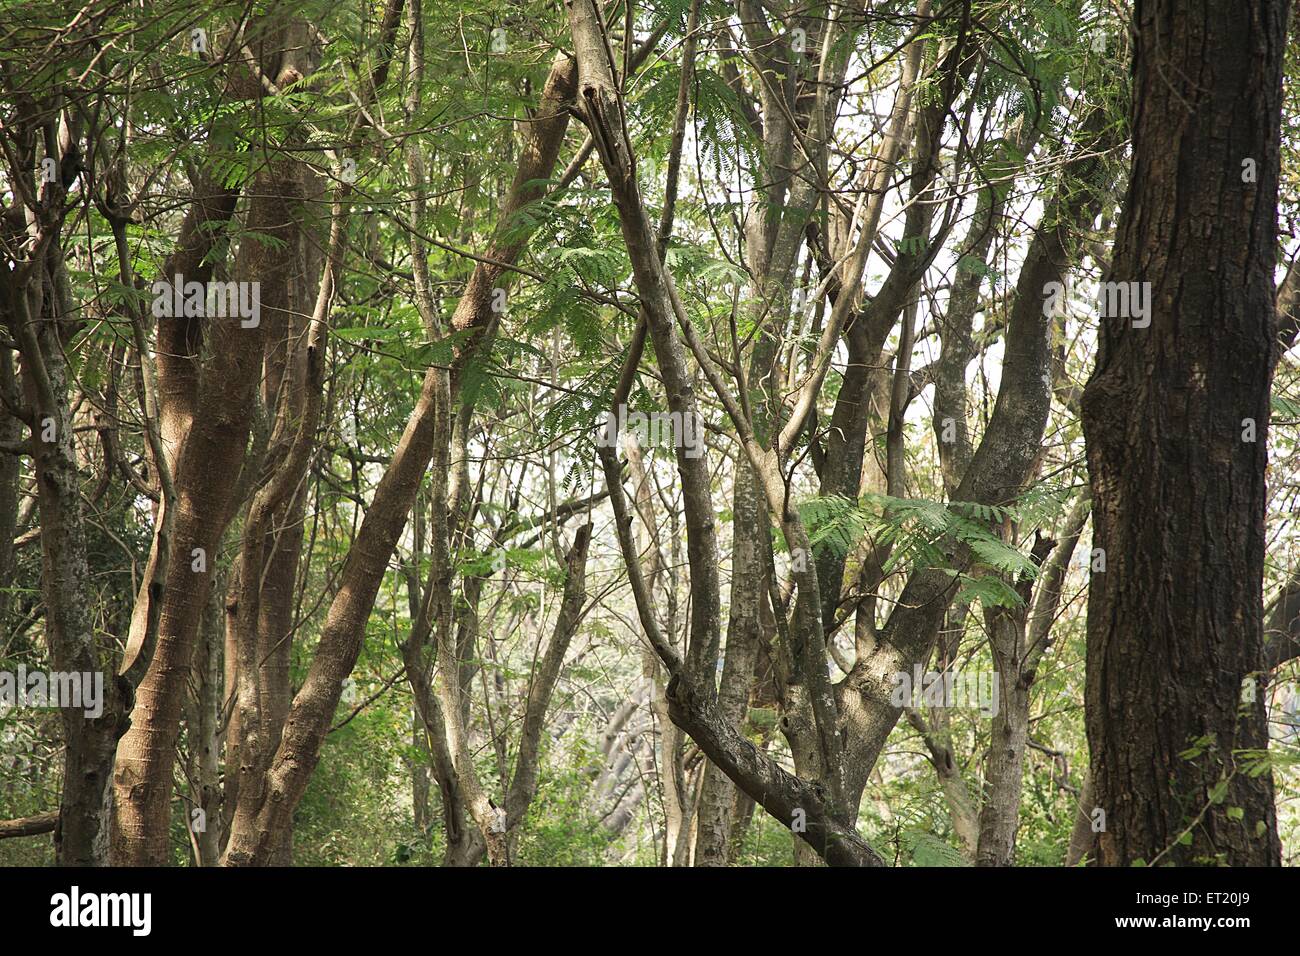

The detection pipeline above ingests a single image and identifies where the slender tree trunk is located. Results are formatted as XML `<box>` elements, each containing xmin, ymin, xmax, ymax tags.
<box><xmin>975</xmin><ymin>612</ymin><xmax>1031</xmax><ymax>867</ymax></box>
<box><xmin>695</xmin><ymin>472</ymin><xmax>765</xmax><ymax>865</ymax></box>
<box><xmin>836</xmin><ymin>109</ymin><xmax>1117</xmax><ymax>820</ymax></box>
<box><xmin>113</xmin><ymin>160</ymin><xmax>287</xmax><ymax>865</ymax></box>
<box><xmin>3</xmin><ymin>252</ymin><xmax>125</xmax><ymax>865</ymax></box>
<box><xmin>0</xmin><ymin>358</ymin><xmax>22</xmax><ymax>627</ymax></box>
<box><xmin>906</xmin><ymin>705</ymin><xmax>979</xmax><ymax>859</ymax></box>
<box><xmin>186</xmin><ymin>570</ymin><xmax>225</xmax><ymax>865</ymax></box>
<box><xmin>220</xmin><ymin>49</ymin><xmax>581</xmax><ymax>865</ymax></box>
<box><xmin>1065</xmin><ymin>770</ymin><xmax>1098</xmax><ymax>866</ymax></box>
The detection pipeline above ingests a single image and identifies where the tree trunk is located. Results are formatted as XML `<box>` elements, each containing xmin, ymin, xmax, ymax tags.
<box><xmin>1080</xmin><ymin>0</ymin><xmax>1287</xmax><ymax>866</ymax></box>
<box><xmin>5</xmin><ymin>261</ymin><xmax>125</xmax><ymax>866</ymax></box>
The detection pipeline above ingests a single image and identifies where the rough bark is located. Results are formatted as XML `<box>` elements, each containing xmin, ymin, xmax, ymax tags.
<box><xmin>1</xmin><ymin>227</ymin><xmax>125</xmax><ymax>865</ymax></box>
<box><xmin>1080</xmin><ymin>0</ymin><xmax>1287</xmax><ymax>867</ymax></box>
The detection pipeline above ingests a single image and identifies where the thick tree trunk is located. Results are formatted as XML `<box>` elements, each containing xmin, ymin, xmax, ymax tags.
<box><xmin>1080</xmin><ymin>0</ymin><xmax>1287</xmax><ymax>867</ymax></box>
